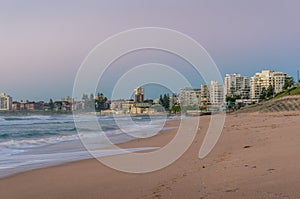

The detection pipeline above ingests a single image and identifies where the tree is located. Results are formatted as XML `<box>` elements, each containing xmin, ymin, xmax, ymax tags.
<box><xmin>226</xmin><ymin>96</ymin><xmax>236</xmax><ymax>103</ymax></box>
<box><xmin>284</xmin><ymin>77</ymin><xmax>294</xmax><ymax>90</ymax></box>
<box><xmin>159</xmin><ymin>93</ymin><xmax>170</xmax><ymax>110</ymax></box>
<box><xmin>163</xmin><ymin>94</ymin><xmax>170</xmax><ymax>110</ymax></box>
<box><xmin>171</xmin><ymin>104</ymin><xmax>181</xmax><ymax>113</ymax></box>
<box><xmin>260</xmin><ymin>87</ymin><xmax>267</xmax><ymax>100</ymax></box>
<box><xmin>49</xmin><ymin>99</ymin><xmax>54</xmax><ymax>111</ymax></box>
<box><xmin>95</xmin><ymin>93</ymin><xmax>108</xmax><ymax>112</ymax></box>
<box><xmin>266</xmin><ymin>85</ymin><xmax>274</xmax><ymax>98</ymax></box>
<box><xmin>159</xmin><ymin>95</ymin><xmax>163</xmax><ymax>105</ymax></box>
<box><xmin>55</xmin><ymin>101</ymin><xmax>62</xmax><ymax>111</ymax></box>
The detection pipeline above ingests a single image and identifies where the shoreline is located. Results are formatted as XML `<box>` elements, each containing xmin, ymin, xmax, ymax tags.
<box><xmin>0</xmin><ymin>116</ymin><xmax>182</xmax><ymax>179</ymax></box>
<box><xmin>0</xmin><ymin>110</ymin><xmax>210</xmax><ymax>117</ymax></box>
<box><xmin>0</xmin><ymin>110</ymin><xmax>73</xmax><ymax>116</ymax></box>
<box><xmin>1</xmin><ymin>113</ymin><xmax>300</xmax><ymax>198</ymax></box>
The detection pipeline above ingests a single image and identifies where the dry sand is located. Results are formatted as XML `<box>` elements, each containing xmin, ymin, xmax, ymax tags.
<box><xmin>0</xmin><ymin>113</ymin><xmax>299</xmax><ymax>199</ymax></box>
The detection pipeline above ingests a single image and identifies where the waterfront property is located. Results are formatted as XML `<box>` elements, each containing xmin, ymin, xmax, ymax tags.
<box><xmin>134</xmin><ymin>87</ymin><xmax>144</xmax><ymax>103</ymax></box>
<box><xmin>224</xmin><ymin>73</ymin><xmax>250</xmax><ymax>99</ymax></box>
<box><xmin>0</xmin><ymin>69</ymin><xmax>295</xmax><ymax>114</ymax></box>
<box><xmin>178</xmin><ymin>88</ymin><xmax>200</xmax><ymax>107</ymax></box>
<box><xmin>250</xmin><ymin>70</ymin><xmax>291</xmax><ymax>100</ymax></box>
<box><xmin>210</xmin><ymin>81</ymin><xmax>225</xmax><ymax>105</ymax></box>
<box><xmin>0</xmin><ymin>93</ymin><xmax>12</xmax><ymax>111</ymax></box>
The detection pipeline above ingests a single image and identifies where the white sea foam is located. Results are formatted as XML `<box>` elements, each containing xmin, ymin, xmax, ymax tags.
<box><xmin>0</xmin><ymin>134</ymin><xmax>80</xmax><ymax>149</ymax></box>
<box><xmin>0</xmin><ymin>147</ymin><xmax>160</xmax><ymax>178</ymax></box>
<box><xmin>0</xmin><ymin>115</ymin><xmax>172</xmax><ymax>178</ymax></box>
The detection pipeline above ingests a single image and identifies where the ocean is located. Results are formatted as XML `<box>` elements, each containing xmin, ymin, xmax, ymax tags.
<box><xmin>0</xmin><ymin>115</ymin><xmax>179</xmax><ymax>178</ymax></box>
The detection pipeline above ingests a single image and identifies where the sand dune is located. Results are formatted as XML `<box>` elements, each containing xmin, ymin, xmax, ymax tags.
<box><xmin>238</xmin><ymin>95</ymin><xmax>300</xmax><ymax>113</ymax></box>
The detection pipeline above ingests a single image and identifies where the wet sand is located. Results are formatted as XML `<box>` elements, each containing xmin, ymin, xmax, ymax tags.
<box><xmin>0</xmin><ymin>113</ymin><xmax>299</xmax><ymax>199</ymax></box>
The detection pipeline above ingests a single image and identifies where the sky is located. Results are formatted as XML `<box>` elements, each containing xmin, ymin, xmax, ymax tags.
<box><xmin>1</xmin><ymin>0</ymin><xmax>300</xmax><ymax>101</ymax></box>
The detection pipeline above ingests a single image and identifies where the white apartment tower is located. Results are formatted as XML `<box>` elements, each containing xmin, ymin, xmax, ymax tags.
<box><xmin>250</xmin><ymin>70</ymin><xmax>290</xmax><ymax>99</ymax></box>
<box><xmin>179</xmin><ymin>88</ymin><xmax>200</xmax><ymax>107</ymax></box>
<box><xmin>273</xmin><ymin>72</ymin><xmax>289</xmax><ymax>93</ymax></box>
<box><xmin>224</xmin><ymin>74</ymin><xmax>249</xmax><ymax>98</ymax></box>
<box><xmin>0</xmin><ymin>93</ymin><xmax>12</xmax><ymax>110</ymax></box>
<box><xmin>210</xmin><ymin>81</ymin><xmax>225</xmax><ymax>105</ymax></box>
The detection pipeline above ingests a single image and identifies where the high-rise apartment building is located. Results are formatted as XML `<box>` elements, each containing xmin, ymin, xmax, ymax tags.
<box><xmin>224</xmin><ymin>74</ymin><xmax>250</xmax><ymax>99</ymax></box>
<box><xmin>250</xmin><ymin>70</ymin><xmax>290</xmax><ymax>99</ymax></box>
<box><xmin>200</xmin><ymin>85</ymin><xmax>210</xmax><ymax>105</ymax></box>
<box><xmin>272</xmin><ymin>72</ymin><xmax>290</xmax><ymax>93</ymax></box>
<box><xmin>178</xmin><ymin>88</ymin><xmax>200</xmax><ymax>107</ymax></box>
<box><xmin>0</xmin><ymin>93</ymin><xmax>12</xmax><ymax>110</ymax></box>
<box><xmin>210</xmin><ymin>81</ymin><xmax>225</xmax><ymax>105</ymax></box>
<box><xmin>134</xmin><ymin>87</ymin><xmax>144</xmax><ymax>103</ymax></box>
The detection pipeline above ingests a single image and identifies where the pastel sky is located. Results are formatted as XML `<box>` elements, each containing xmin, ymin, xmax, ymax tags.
<box><xmin>1</xmin><ymin>0</ymin><xmax>300</xmax><ymax>101</ymax></box>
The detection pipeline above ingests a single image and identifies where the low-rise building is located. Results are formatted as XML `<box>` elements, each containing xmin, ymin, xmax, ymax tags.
<box><xmin>23</xmin><ymin>102</ymin><xmax>37</xmax><ymax>111</ymax></box>
<box><xmin>110</xmin><ymin>100</ymin><xmax>128</xmax><ymax>111</ymax></box>
<box><xmin>130</xmin><ymin>103</ymin><xmax>151</xmax><ymax>114</ymax></box>
<box><xmin>12</xmin><ymin>101</ymin><xmax>21</xmax><ymax>111</ymax></box>
<box><xmin>13</xmin><ymin>101</ymin><xmax>45</xmax><ymax>111</ymax></box>
<box><xmin>53</xmin><ymin>101</ymin><xmax>72</xmax><ymax>112</ymax></box>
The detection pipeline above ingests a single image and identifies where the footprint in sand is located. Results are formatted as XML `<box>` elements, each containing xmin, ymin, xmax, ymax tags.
<box><xmin>225</xmin><ymin>188</ymin><xmax>239</xmax><ymax>193</ymax></box>
<box><xmin>267</xmin><ymin>168</ymin><xmax>276</xmax><ymax>173</ymax></box>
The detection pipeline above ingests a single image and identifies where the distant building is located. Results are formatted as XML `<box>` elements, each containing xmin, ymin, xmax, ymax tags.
<box><xmin>23</xmin><ymin>102</ymin><xmax>37</xmax><ymax>111</ymax></box>
<box><xmin>169</xmin><ymin>95</ymin><xmax>178</xmax><ymax>109</ymax></box>
<box><xmin>60</xmin><ymin>97</ymin><xmax>74</xmax><ymax>111</ymax></box>
<box><xmin>149</xmin><ymin>104</ymin><xmax>166</xmax><ymax>114</ymax></box>
<box><xmin>224</xmin><ymin>74</ymin><xmax>250</xmax><ymax>99</ymax></box>
<box><xmin>0</xmin><ymin>93</ymin><xmax>12</xmax><ymax>110</ymax></box>
<box><xmin>272</xmin><ymin>72</ymin><xmax>290</xmax><ymax>93</ymax></box>
<box><xmin>251</xmin><ymin>70</ymin><xmax>272</xmax><ymax>100</ymax></box>
<box><xmin>134</xmin><ymin>87</ymin><xmax>144</xmax><ymax>103</ymax></box>
<box><xmin>61</xmin><ymin>96</ymin><xmax>74</xmax><ymax>104</ymax></box>
<box><xmin>12</xmin><ymin>101</ymin><xmax>44</xmax><ymax>111</ymax></box>
<box><xmin>110</xmin><ymin>100</ymin><xmax>128</xmax><ymax>111</ymax></box>
<box><xmin>53</xmin><ymin>100</ymin><xmax>72</xmax><ymax>112</ymax></box>
<box><xmin>12</xmin><ymin>101</ymin><xmax>21</xmax><ymax>111</ymax></box>
<box><xmin>72</xmin><ymin>101</ymin><xmax>85</xmax><ymax>111</ymax></box>
<box><xmin>121</xmin><ymin>101</ymin><xmax>135</xmax><ymax>112</ymax></box>
<box><xmin>200</xmin><ymin>85</ymin><xmax>210</xmax><ymax>106</ymax></box>
<box><xmin>250</xmin><ymin>70</ymin><xmax>291</xmax><ymax>99</ymax></box>
<box><xmin>109</xmin><ymin>100</ymin><xmax>133</xmax><ymax>114</ymax></box>
<box><xmin>130</xmin><ymin>103</ymin><xmax>151</xmax><ymax>114</ymax></box>
<box><xmin>153</xmin><ymin>98</ymin><xmax>160</xmax><ymax>104</ymax></box>
<box><xmin>210</xmin><ymin>81</ymin><xmax>225</xmax><ymax>105</ymax></box>
<box><xmin>179</xmin><ymin>88</ymin><xmax>200</xmax><ymax>107</ymax></box>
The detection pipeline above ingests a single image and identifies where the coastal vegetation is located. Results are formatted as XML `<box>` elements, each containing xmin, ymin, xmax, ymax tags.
<box><xmin>275</xmin><ymin>86</ymin><xmax>300</xmax><ymax>98</ymax></box>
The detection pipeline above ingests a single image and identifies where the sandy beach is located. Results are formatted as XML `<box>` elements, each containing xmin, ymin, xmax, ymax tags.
<box><xmin>0</xmin><ymin>112</ymin><xmax>299</xmax><ymax>199</ymax></box>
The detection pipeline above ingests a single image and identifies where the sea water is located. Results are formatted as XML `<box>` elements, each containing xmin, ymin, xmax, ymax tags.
<box><xmin>0</xmin><ymin>115</ymin><xmax>180</xmax><ymax>178</ymax></box>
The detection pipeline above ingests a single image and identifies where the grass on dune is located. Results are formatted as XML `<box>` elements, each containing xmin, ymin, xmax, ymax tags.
<box><xmin>275</xmin><ymin>86</ymin><xmax>300</xmax><ymax>99</ymax></box>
